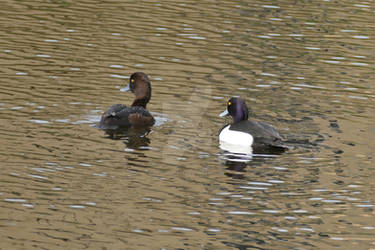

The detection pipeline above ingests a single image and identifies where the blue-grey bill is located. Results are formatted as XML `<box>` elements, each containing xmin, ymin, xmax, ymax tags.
<box><xmin>219</xmin><ymin>109</ymin><xmax>229</xmax><ymax>117</ymax></box>
<box><xmin>120</xmin><ymin>85</ymin><xmax>130</xmax><ymax>92</ymax></box>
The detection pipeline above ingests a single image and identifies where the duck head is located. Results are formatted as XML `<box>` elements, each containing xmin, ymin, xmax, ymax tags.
<box><xmin>121</xmin><ymin>72</ymin><xmax>152</xmax><ymax>108</ymax></box>
<box><xmin>220</xmin><ymin>97</ymin><xmax>249</xmax><ymax>123</ymax></box>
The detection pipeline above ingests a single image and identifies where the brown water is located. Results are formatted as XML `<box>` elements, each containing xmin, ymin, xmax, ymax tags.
<box><xmin>0</xmin><ymin>0</ymin><xmax>374</xmax><ymax>249</ymax></box>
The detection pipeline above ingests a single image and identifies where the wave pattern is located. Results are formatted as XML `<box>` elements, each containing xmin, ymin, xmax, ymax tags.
<box><xmin>0</xmin><ymin>0</ymin><xmax>374</xmax><ymax>249</ymax></box>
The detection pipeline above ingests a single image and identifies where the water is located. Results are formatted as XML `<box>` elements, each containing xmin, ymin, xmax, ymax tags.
<box><xmin>0</xmin><ymin>0</ymin><xmax>374</xmax><ymax>249</ymax></box>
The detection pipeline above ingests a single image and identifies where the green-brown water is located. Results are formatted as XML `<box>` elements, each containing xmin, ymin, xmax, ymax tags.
<box><xmin>0</xmin><ymin>0</ymin><xmax>374</xmax><ymax>249</ymax></box>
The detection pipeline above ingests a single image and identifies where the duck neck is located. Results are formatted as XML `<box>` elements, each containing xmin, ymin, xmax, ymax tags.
<box><xmin>132</xmin><ymin>97</ymin><xmax>149</xmax><ymax>108</ymax></box>
<box><xmin>131</xmin><ymin>84</ymin><xmax>151</xmax><ymax>108</ymax></box>
<box><xmin>233</xmin><ymin>104</ymin><xmax>248</xmax><ymax>123</ymax></box>
<box><xmin>233</xmin><ymin>114</ymin><xmax>247</xmax><ymax>123</ymax></box>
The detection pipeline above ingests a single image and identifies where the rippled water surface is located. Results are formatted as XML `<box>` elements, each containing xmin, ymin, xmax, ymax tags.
<box><xmin>1</xmin><ymin>0</ymin><xmax>374</xmax><ymax>249</ymax></box>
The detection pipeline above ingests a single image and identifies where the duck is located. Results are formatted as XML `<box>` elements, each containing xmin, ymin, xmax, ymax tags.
<box><xmin>98</xmin><ymin>72</ymin><xmax>155</xmax><ymax>134</ymax></box>
<box><xmin>219</xmin><ymin>97</ymin><xmax>288</xmax><ymax>154</ymax></box>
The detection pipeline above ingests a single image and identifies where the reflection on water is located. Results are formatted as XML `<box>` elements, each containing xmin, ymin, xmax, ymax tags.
<box><xmin>0</xmin><ymin>0</ymin><xmax>375</xmax><ymax>249</ymax></box>
<box><xmin>96</xmin><ymin>112</ymin><xmax>169</xmax><ymax>149</ymax></box>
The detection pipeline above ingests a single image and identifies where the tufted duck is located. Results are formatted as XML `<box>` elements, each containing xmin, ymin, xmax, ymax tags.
<box><xmin>219</xmin><ymin>97</ymin><xmax>288</xmax><ymax>154</ymax></box>
<box><xmin>98</xmin><ymin>72</ymin><xmax>155</xmax><ymax>134</ymax></box>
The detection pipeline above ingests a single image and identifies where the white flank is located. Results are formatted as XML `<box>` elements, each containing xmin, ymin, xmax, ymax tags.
<box><xmin>219</xmin><ymin>125</ymin><xmax>253</xmax><ymax>154</ymax></box>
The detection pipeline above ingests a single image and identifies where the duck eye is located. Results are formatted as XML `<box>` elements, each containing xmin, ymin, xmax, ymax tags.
<box><xmin>228</xmin><ymin>101</ymin><xmax>231</xmax><ymax>106</ymax></box>
<box><xmin>131</xmin><ymin>79</ymin><xmax>134</xmax><ymax>83</ymax></box>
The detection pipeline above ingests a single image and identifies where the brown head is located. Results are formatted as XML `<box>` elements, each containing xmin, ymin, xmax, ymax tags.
<box><xmin>121</xmin><ymin>72</ymin><xmax>152</xmax><ymax>108</ymax></box>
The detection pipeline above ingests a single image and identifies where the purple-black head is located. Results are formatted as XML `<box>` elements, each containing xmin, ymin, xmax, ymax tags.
<box><xmin>220</xmin><ymin>97</ymin><xmax>249</xmax><ymax>123</ymax></box>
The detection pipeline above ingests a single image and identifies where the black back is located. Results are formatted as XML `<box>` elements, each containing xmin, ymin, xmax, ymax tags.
<box><xmin>230</xmin><ymin>120</ymin><xmax>288</xmax><ymax>153</ymax></box>
<box><xmin>98</xmin><ymin>104</ymin><xmax>154</xmax><ymax>130</ymax></box>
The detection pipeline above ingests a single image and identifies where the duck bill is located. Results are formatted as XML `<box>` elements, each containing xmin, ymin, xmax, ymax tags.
<box><xmin>120</xmin><ymin>85</ymin><xmax>130</xmax><ymax>92</ymax></box>
<box><xmin>219</xmin><ymin>109</ymin><xmax>229</xmax><ymax>117</ymax></box>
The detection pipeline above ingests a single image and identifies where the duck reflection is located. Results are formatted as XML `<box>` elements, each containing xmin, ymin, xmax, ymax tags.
<box><xmin>220</xmin><ymin>149</ymin><xmax>281</xmax><ymax>179</ymax></box>
<box><xmin>104</xmin><ymin>127</ymin><xmax>152</xmax><ymax>149</ymax></box>
<box><xmin>223</xmin><ymin>160</ymin><xmax>248</xmax><ymax>179</ymax></box>
<box><xmin>220</xmin><ymin>151</ymin><xmax>253</xmax><ymax>179</ymax></box>
<box><xmin>123</xmin><ymin>130</ymin><xmax>151</xmax><ymax>149</ymax></box>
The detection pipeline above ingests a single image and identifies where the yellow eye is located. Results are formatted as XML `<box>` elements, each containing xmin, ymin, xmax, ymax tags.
<box><xmin>131</xmin><ymin>79</ymin><xmax>134</xmax><ymax>83</ymax></box>
<box><xmin>228</xmin><ymin>101</ymin><xmax>231</xmax><ymax>106</ymax></box>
